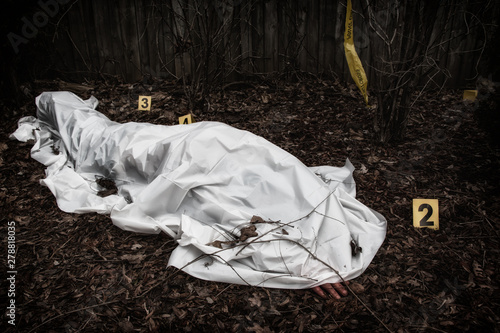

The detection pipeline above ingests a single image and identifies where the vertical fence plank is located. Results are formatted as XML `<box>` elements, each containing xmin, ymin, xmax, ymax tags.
<box><xmin>155</xmin><ymin>1</ymin><xmax>176</xmax><ymax>79</ymax></box>
<box><xmin>318</xmin><ymin>0</ymin><xmax>328</xmax><ymax>75</ymax></box>
<box><xmin>296</xmin><ymin>0</ymin><xmax>307</xmax><ymax>72</ymax></box>
<box><xmin>277</xmin><ymin>1</ymin><xmax>291</xmax><ymax>74</ymax></box>
<box><xmin>118</xmin><ymin>0</ymin><xmax>142</xmax><ymax>81</ymax></box>
<box><xmin>92</xmin><ymin>1</ymin><xmax>113</xmax><ymax>77</ymax></box>
<box><xmin>171</xmin><ymin>0</ymin><xmax>188</xmax><ymax>79</ymax></box>
<box><xmin>108</xmin><ymin>0</ymin><xmax>130</xmax><ymax>79</ymax></box>
<box><xmin>144</xmin><ymin>1</ymin><xmax>161</xmax><ymax>78</ymax></box>
<box><xmin>228</xmin><ymin>1</ymin><xmax>242</xmax><ymax>81</ymax></box>
<box><xmin>334</xmin><ymin>1</ymin><xmax>346</xmax><ymax>80</ymax></box>
<box><xmin>317</xmin><ymin>0</ymin><xmax>339</xmax><ymax>77</ymax></box>
<box><xmin>251</xmin><ymin>0</ymin><xmax>265</xmax><ymax>74</ymax></box>
<box><xmin>67</xmin><ymin>1</ymin><xmax>94</xmax><ymax>78</ymax></box>
<box><xmin>240</xmin><ymin>0</ymin><xmax>252</xmax><ymax>75</ymax></box>
<box><xmin>111</xmin><ymin>0</ymin><xmax>132</xmax><ymax>79</ymax></box>
<box><xmin>85</xmin><ymin>0</ymin><xmax>101</xmax><ymax>77</ymax></box>
<box><xmin>305</xmin><ymin>0</ymin><xmax>319</xmax><ymax>73</ymax></box>
<box><xmin>134</xmin><ymin>0</ymin><xmax>151</xmax><ymax>77</ymax></box>
<box><xmin>264</xmin><ymin>0</ymin><xmax>278</xmax><ymax>73</ymax></box>
<box><xmin>56</xmin><ymin>2</ymin><xmax>78</xmax><ymax>79</ymax></box>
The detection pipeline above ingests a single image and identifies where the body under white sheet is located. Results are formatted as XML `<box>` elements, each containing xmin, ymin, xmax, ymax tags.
<box><xmin>10</xmin><ymin>91</ymin><xmax>386</xmax><ymax>289</ymax></box>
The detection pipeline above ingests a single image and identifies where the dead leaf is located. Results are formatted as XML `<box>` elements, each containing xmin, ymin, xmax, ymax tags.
<box><xmin>118</xmin><ymin>319</ymin><xmax>135</xmax><ymax>333</ymax></box>
<box><xmin>248</xmin><ymin>292</ymin><xmax>262</xmax><ymax>307</ymax></box>
<box><xmin>120</xmin><ymin>253</ymin><xmax>147</xmax><ymax>264</ymax></box>
<box><xmin>472</xmin><ymin>261</ymin><xmax>484</xmax><ymax>278</ymax></box>
<box><xmin>207</xmin><ymin>240</ymin><xmax>223</xmax><ymax>248</ymax></box>
<box><xmin>239</xmin><ymin>225</ymin><xmax>258</xmax><ymax>241</ymax></box>
<box><xmin>248</xmin><ymin>323</ymin><xmax>272</xmax><ymax>333</ymax></box>
<box><xmin>261</xmin><ymin>93</ymin><xmax>270</xmax><ymax>104</ymax></box>
<box><xmin>172</xmin><ymin>306</ymin><xmax>187</xmax><ymax>319</ymax></box>
<box><xmin>250</xmin><ymin>215</ymin><xmax>265</xmax><ymax>223</ymax></box>
<box><xmin>349</xmin><ymin>282</ymin><xmax>365</xmax><ymax>293</ymax></box>
<box><xmin>131</xmin><ymin>243</ymin><xmax>143</xmax><ymax>250</ymax></box>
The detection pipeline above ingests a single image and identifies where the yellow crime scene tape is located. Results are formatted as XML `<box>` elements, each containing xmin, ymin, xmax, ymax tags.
<box><xmin>344</xmin><ymin>0</ymin><xmax>369</xmax><ymax>105</ymax></box>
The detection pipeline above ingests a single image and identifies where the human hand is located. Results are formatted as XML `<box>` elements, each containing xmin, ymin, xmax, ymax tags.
<box><xmin>312</xmin><ymin>282</ymin><xmax>349</xmax><ymax>300</ymax></box>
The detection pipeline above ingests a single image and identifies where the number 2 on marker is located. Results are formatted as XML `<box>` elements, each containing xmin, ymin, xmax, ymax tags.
<box><xmin>413</xmin><ymin>199</ymin><xmax>439</xmax><ymax>230</ymax></box>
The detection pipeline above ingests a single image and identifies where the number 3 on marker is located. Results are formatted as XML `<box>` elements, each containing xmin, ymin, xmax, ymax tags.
<box><xmin>138</xmin><ymin>96</ymin><xmax>151</xmax><ymax>111</ymax></box>
<box><xmin>413</xmin><ymin>199</ymin><xmax>439</xmax><ymax>230</ymax></box>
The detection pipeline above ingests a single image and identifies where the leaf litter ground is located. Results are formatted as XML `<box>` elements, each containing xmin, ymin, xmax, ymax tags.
<box><xmin>1</xmin><ymin>78</ymin><xmax>499</xmax><ymax>332</ymax></box>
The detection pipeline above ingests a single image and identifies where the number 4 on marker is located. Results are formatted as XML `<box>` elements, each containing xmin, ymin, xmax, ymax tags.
<box><xmin>179</xmin><ymin>114</ymin><xmax>195</xmax><ymax>124</ymax></box>
<box><xmin>413</xmin><ymin>199</ymin><xmax>439</xmax><ymax>230</ymax></box>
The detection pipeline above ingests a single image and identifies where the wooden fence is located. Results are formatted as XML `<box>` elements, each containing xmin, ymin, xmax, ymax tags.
<box><xmin>8</xmin><ymin>0</ymin><xmax>498</xmax><ymax>89</ymax></box>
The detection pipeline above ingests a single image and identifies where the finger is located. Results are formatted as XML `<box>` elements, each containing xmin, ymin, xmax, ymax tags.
<box><xmin>312</xmin><ymin>286</ymin><xmax>328</xmax><ymax>299</ymax></box>
<box><xmin>322</xmin><ymin>283</ymin><xmax>341</xmax><ymax>299</ymax></box>
<box><xmin>332</xmin><ymin>282</ymin><xmax>348</xmax><ymax>296</ymax></box>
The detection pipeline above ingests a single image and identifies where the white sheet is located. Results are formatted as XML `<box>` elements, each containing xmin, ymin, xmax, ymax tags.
<box><xmin>11</xmin><ymin>91</ymin><xmax>386</xmax><ymax>289</ymax></box>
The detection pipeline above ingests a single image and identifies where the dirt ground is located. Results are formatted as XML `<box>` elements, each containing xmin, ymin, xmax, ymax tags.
<box><xmin>1</xmin><ymin>77</ymin><xmax>499</xmax><ymax>332</ymax></box>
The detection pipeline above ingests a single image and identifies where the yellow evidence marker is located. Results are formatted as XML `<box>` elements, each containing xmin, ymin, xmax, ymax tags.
<box><xmin>138</xmin><ymin>96</ymin><xmax>151</xmax><ymax>111</ymax></box>
<box><xmin>413</xmin><ymin>199</ymin><xmax>439</xmax><ymax>230</ymax></box>
<box><xmin>463</xmin><ymin>90</ymin><xmax>477</xmax><ymax>101</ymax></box>
<box><xmin>179</xmin><ymin>114</ymin><xmax>195</xmax><ymax>124</ymax></box>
